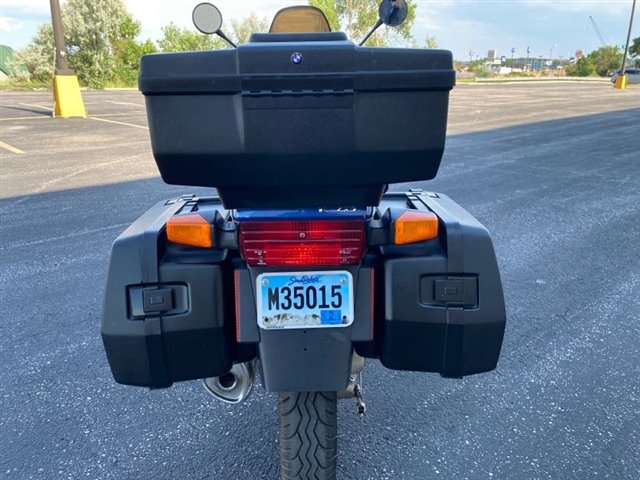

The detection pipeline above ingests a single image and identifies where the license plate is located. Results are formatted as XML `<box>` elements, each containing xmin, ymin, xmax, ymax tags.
<box><xmin>256</xmin><ymin>271</ymin><xmax>354</xmax><ymax>330</ymax></box>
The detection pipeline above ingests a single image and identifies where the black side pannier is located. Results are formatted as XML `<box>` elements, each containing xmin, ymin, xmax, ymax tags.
<box><xmin>139</xmin><ymin>35</ymin><xmax>455</xmax><ymax>208</ymax></box>
<box><xmin>101</xmin><ymin>198</ymin><xmax>232</xmax><ymax>388</ymax></box>
<box><xmin>372</xmin><ymin>192</ymin><xmax>506</xmax><ymax>377</ymax></box>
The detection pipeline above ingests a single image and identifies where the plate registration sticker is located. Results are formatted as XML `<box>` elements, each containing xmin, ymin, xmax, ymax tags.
<box><xmin>256</xmin><ymin>271</ymin><xmax>354</xmax><ymax>330</ymax></box>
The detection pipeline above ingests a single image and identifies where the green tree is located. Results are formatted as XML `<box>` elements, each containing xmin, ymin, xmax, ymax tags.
<box><xmin>587</xmin><ymin>45</ymin><xmax>622</xmax><ymax>77</ymax></box>
<box><xmin>630</xmin><ymin>36</ymin><xmax>640</xmax><ymax>67</ymax></box>
<box><xmin>15</xmin><ymin>0</ymin><xmax>153</xmax><ymax>88</ymax></box>
<box><xmin>308</xmin><ymin>0</ymin><xmax>416</xmax><ymax>46</ymax></box>
<box><xmin>13</xmin><ymin>23</ymin><xmax>55</xmax><ymax>83</ymax></box>
<box><xmin>158</xmin><ymin>13</ymin><xmax>270</xmax><ymax>52</ymax></box>
<box><xmin>423</xmin><ymin>35</ymin><xmax>438</xmax><ymax>49</ymax></box>
<box><xmin>630</xmin><ymin>36</ymin><xmax>640</xmax><ymax>57</ymax></box>
<box><xmin>63</xmin><ymin>0</ymin><xmax>140</xmax><ymax>88</ymax></box>
<box><xmin>231</xmin><ymin>13</ymin><xmax>270</xmax><ymax>44</ymax></box>
<box><xmin>110</xmin><ymin>15</ymin><xmax>157</xmax><ymax>86</ymax></box>
<box><xmin>564</xmin><ymin>56</ymin><xmax>596</xmax><ymax>77</ymax></box>
<box><xmin>468</xmin><ymin>59</ymin><xmax>491</xmax><ymax>78</ymax></box>
<box><xmin>158</xmin><ymin>23</ymin><xmax>227</xmax><ymax>52</ymax></box>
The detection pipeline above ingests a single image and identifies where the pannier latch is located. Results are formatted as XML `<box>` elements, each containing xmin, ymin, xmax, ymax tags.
<box><xmin>143</xmin><ymin>288</ymin><xmax>174</xmax><ymax>313</ymax></box>
<box><xmin>424</xmin><ymin>276</ymin><xmax>478</xmax><ymax>308</ymax></box>
<box><xmin>434</xmin><ymin>277</ymin><xmax>478</xmax><ymax>307</ymax></box>
<box><xmin>128</xmin><ymin>285</ymin><xmax>189</xmax><ymax>319</ymax></box>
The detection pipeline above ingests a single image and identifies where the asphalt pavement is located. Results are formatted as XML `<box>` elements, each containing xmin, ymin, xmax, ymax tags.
<box><xmin>1</xmin><ymin>83</ymin><xmax>639</xmax><ymax>479</ymax></box>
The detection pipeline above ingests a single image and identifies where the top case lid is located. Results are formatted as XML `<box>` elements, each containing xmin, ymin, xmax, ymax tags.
<box><xmin>139</xmin><ymin>42</ymin><xmax>455</xmax><ymax>95</ymax></box>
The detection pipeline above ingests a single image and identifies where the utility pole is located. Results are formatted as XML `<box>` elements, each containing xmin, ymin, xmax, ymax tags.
<box><xmin>49</xmin><ymin>0</ymin><xmax>85</xmax><ymax>117</ymax></box>
<box><xmin>548</xmin><ymin>43</ymin><xmax>557</xmax><ymax>77</ymax></box>
<box><xmin>50</xmin><ymin>0</ymin><xmax>71</xmax><ymax>73</ymax></box>
<box><xmin>615</xmin><ymin>0</ymin><xmax>637</xmax><ymax>89</ymax></box>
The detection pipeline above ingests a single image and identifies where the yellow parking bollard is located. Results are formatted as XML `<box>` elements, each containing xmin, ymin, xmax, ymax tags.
<box><xmin>613</xmin><ymin>74</ymin><xmax>628</xmax><ymax>90</ymax></box>
<box><xmin>53</xmin><ymin>74</ymin><xmax>86</xmax><ymax>117</ymax></box>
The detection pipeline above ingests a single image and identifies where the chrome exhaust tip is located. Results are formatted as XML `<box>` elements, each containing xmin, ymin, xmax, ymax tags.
<box><xmin>202</xmin><ymin>361</ymin><xmax>255</xmax><ymax>404</ymax></box>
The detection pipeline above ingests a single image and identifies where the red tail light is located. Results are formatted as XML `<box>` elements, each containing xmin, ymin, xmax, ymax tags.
<box><xmin>239</xmin><ymin>220</ymin><xmax>366</xmax><ymax>266</ymax></box>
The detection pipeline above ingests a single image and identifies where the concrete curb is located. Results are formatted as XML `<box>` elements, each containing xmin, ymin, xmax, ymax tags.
<box><xmin>472</xmin><ymin>76</ymin><xmax>610</xmax><ymax>84</ymax></box>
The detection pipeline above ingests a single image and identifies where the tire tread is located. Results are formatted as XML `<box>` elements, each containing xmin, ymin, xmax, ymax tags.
<box><xmin>278</xmin><ymin>391</ymin><xmax>337</xmax><ymax>480</ymax></box>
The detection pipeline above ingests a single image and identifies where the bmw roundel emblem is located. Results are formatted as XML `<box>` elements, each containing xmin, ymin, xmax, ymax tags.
<box><xmin>291</xmin><ymin>52</ymin><xmax>303</xmax><ymax>65</ymax></box>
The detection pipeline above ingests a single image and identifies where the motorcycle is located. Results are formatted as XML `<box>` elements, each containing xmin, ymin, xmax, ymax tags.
<box><xmin>101</xmin><ymin>2</ymin><xmax>506</xmax><ymax>478</ymax></box>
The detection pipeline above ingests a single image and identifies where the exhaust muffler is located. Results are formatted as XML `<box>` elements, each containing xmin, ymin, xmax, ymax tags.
<box><xmin>202</xmin><ymin>361</ymin><xmax>255</xmax><ymax>404</ymax></box>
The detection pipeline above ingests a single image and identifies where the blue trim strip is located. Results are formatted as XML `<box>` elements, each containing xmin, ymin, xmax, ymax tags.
<box><xmin>234</xmin><ymin>208</ymin><xmax>372</xmax><ymax>221</ymax></box>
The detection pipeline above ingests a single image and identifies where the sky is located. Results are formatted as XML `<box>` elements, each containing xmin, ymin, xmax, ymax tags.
<box><xmin>0</xmin><ymin>0</ymin><xmax>638</xmax><ymax>61</ymax></box>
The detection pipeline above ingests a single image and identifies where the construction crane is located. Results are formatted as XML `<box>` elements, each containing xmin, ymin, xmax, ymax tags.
<box><xmin>589</xmin><ymin>16</ymin><xmax>609</xmax><ymax>47</ymax></box>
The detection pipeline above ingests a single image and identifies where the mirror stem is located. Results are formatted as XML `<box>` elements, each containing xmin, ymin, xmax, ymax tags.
<box><xmin>359</xmin><ymin>20</ymin><xmax>383</xmax><ymax>47</ymax></box>
<box><xmin>217</xmin><ymin>30</ymin><xmax>237</xmax><ymax>48</ymax></box>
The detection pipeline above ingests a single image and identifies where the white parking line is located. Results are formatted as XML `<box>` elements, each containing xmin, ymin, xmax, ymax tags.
<box><xmin>0</xmin><ymin>115</ymin><xmax>50</xmax><ymax>122</ymax></box>
<box><xmin>19</xmin><ymin>103</ymin><xmax>54</xmax><ymax>112</ymax></box>
<box><xmin>0</xmin><ymin>223</ymin><xmax>130</xmax><ymax>250</ymax></box>
<box><xmin>88</xmin><ymin>116</ymin><xmax>149</xmax><ymax>130</ymax></box>
<box><xmin>0</xmin><ymin>140</ymin><xmax>25</xmax><ymax>154</ymax></box>
<box><xmin>91</xmin><ymin>113</ymin><xmax>147</xmax><ymax>117</ymax></box>
<box><xmin>105</xmin><ymin>100</ymin><xmax>145</xmax><ymax>107</ymax></box>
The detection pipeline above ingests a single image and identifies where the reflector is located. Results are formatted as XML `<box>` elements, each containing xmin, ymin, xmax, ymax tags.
<box><xmin>239</xmin><ymin>220</ymin><xmax>365</xmax><ymax>266</ymax></box>
<box><xmin>166</xmin><ymin>213</ymin><xmax>212</xmax><ymax>248</ymax></box>
<box><xmin>394</xmin><ymin>211</ymin><xmax>439</xmax><ymax>244</ymax></box>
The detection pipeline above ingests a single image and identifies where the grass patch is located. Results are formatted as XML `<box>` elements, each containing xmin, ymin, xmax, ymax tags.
<box><xmin>0</xmin><ymin>77</ymin><xmax>51</xmax><ymax>91</ymax></box>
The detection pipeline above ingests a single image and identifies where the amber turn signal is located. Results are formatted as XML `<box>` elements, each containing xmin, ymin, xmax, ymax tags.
<box><xmin>394</xmin><ymin>211</ymin><xmax>439</xmax><ymax>245</ymax></box>
<box><xmin>166</xmin><ymin>214</ymin><xmax>212</xmax><ymax>248</ymax></box>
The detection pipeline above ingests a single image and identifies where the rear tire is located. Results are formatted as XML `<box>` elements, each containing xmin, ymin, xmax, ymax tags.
<box><xmin>278</xmin><ymin>391</ymin><xmax>337</xmax><ymax>480</ymax></box>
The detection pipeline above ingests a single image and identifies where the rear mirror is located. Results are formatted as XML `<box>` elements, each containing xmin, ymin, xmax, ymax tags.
<box><xmin>192</xmin><ymin>3</ymin><xmax>237</xmax><ymax>48</ymax></box>
<box><xmin>378</xmin><ymin>0</ymin><xmax>408</xmax><ymax>27</ymax></box>
<box><xmin>193</xmin><ymin>2</ymin><xmax>223</xmax><ymax>35</ymax></box>
<box><xmin>360</xmin><ymin>0</ymin><xmax>409</xmax><ymax>46</ymax></box>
